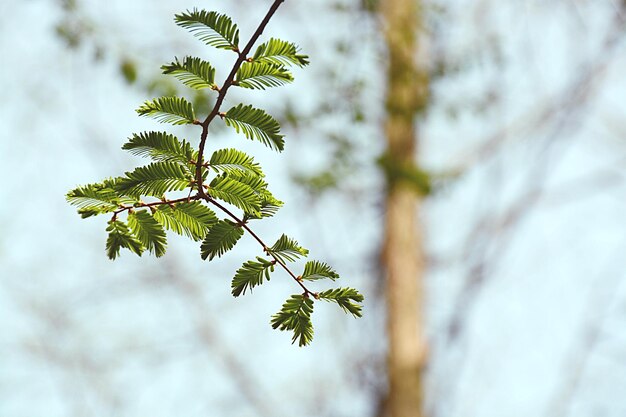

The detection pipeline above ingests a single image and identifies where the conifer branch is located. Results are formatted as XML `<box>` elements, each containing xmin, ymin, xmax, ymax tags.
<box><xmin>195</xmin><ymin>0</ymin><xmax>285</xmax><ymax>195</ymax></box>
<box><xmin>67</xmin><ymin>0</ymin><xmax>363</xmax><ymax>346</ymax></box>
<box><xmin>203</xmin><ymin>195</ymin><xmax>314</xmax><ymax>297</ymax></box>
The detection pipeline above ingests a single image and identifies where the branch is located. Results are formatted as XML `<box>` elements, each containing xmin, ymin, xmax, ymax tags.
<box><xmin>203</xmin><ymin>195</ymin><xmax>315</xmax><ymax>297</ymax></box>
<box><xmin>195</xmin><ymin>0</ymin><xmax>286</xmax><ymax>196</ymax></box>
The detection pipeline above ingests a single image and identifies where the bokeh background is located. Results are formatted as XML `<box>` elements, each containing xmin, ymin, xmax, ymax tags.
<box><xmin>2</xmin><ymin>0</ymin><xmax>626</xmax><ymax>416</ymax></box>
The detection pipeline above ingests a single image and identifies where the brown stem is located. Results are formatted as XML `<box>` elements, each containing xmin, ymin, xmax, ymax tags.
<box><xmin>202</xmin><ymin>195</ymin><xmax>314</xmax><ymax>297</ymax></box>
<box><xmin>194</xmin><ymin>0</ymin><xmax>286</xmax><ymax>195</ymax></box>
<box><xmin>113</xmin><ymin>195</ymin><xmax>200</xmax><ymax>216</ymax></box>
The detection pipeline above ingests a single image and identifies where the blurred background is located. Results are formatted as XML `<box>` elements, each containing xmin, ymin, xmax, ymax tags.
<box><xmin>2</xmin><ymin>0</ymin><xmax>626</xmax><ymax>416</ymax></box>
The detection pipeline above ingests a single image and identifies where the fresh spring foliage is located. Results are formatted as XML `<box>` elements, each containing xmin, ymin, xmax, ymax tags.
<box><xmin>66</xmin><ymin>3</ymin><xmax>363</xmax><ymax>347</ymax></box>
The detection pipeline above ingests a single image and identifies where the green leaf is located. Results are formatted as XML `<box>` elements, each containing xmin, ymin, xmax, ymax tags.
<box><xmin>258</xmin><ymin>193</ymin><xmax>283</xmax><ymax>218</ymax></box>
<box><xmin>301</xmin><ymin>261</ymin><xmax>339</xmax><ymax>281</ymax></box>
<box><xmin>122</xmin><ymin>131</ymin><xmax>197</xmax><ymax>168</ymax></box>
<box><xmin>207</xmin><ymin>174</ymin><xmax>261</xmax><ymax>215</ymax></box>
<box><xmin>106</xmin><ymin>220</ymin><xmax>144</xmax><ymax>260</ymax></box>
<box><xmin>224</xmin><ymin>170</ymin><xmax>268</xmax><ymax>194</ymax></box>
<box><xmin>67</xmin><ymin>178</ymin><xmax>139</xmax><ymax>218</ymax></box>
<box><xmin>235</xmin><ymin>62</ymin><xmax>293</xmax><ymax>90</ymax></box>
<box><xmin>153</xmin><ymin>201</ymin><xmax>217</xmax><ymax>241</ymax></box>
<box><xmin>318</xmin><ymin>288</ymin><xmax>364</xmax><ymax>318</ymax></box>
<box><xmin>67</xmin><ymin>182</ymin><xmax>119</xmax><ymax>217</ymax></box>
<box><xmin>222</xmin><ymin>104</ymin><xmax>284</xmax><ymax>152</ymax></box>
<box><xmin>231</xmin><ymin>256</ymin><xmax>275</xmax><ymax>297</ymax></box>
<box><xmin>200</xmin><ymin>219</ymin><xmax>244</xmax><ymax>261</ymax></box>
<box><xmin>161</xmin><ymin>56</ymin><xmax>217</xmax><ymax>90</ymax></box>
<box><xmin>175</xmin><ymin>9</ymin><xmax>239</xmax><ymax>50</ymax></box>
<box><xmin>208</xmin><ymin>148</ymin><xmax>263</xmax><ymax>176</ymax></box>
<box><xmin>137</xmin><ymin>97</ymin><xmax>196</xmax><ymax>125</ymax></box>
<box><xmin>268</xmin><ymin>234</ymin><xmax>308</xmax><ymax>263</ymax></box>
<box><xmin>271</xmin><ymin>294</ymin><xmax>315</xmax><ymax>347</ymax></box>
<box><xmin>253</xmin><ymin>38</ymin><xmax>309</xmax><ymax>67</ymax></box>
<box><xmin>116</xmin><ymin>162</ymin><xmax>192</xmax><ymax>198</ymax></box>
<box><xmin>127</xmin><ymin>210</ymin><xmax>167</xmax><ymax>257</ymax></box>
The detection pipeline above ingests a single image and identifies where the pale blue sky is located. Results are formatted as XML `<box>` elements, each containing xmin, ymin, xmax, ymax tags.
<box><xmin>2</xmin><ymin>1</ymin><xmax>626</xmax><ymax>416</ymax></box>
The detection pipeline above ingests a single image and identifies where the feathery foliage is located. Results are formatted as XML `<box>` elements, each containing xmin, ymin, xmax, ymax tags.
<box><xmin>271</xmin><ymin>294</ymin><xmax>315</xmax><ymax>347</ymax></box>
<box><xmin>162</xmin><ymin>57</ymin><xmax>217</xmax><ymax>90</ymax></box>
<box><xmin>122</xmin><ymin>131</ymin><xmax>197</xmax><ymax>168</ymax></box>
<box><xmin>253</xmin><ymin>38</ymin><xmax>310</xmax><ymax>67</ymax></box>
<box><xmin>269</xmin><ymin>234</ymin><xmax>309</xmax><ymax>263</ymax></box>
<box><xmin>318</xmin><ymin>288</ymin><xmax>364</xmax><ymax>318</ymax></box>
<box><xmin>106</xmin><ymin>220</ymin><xmax>144</xmax><ymax>260</ymax></box>
<box><xmin>231</xmin><ymin>256</ymin><xmax>275</xmax><ymax>297</ymax></box>
<box><xmin>67</xmin><ymin>4</ymin><xmax>363</xmax><ymax>347</ymax></box>
<box><xmin>222</xmin><ymin>104</ymin><xmax>284</xmax><ymax>151</ymax></box>
<box><xmin>235</xmin><ymin>62</ymin><xmax>294</xmax><ymax>90</ymax></box>
<box><xmin>153</xmin><ymin>202</ymin><xmax>217</xmax><ymax>241</ymax></box>
<box><xmin>208</xmin><ymin>148</ymin><xmax>263</xmax><ymax>176</ymax></box>
<box><xmin>127</xmin><ymin>210</ymin><xmax>167</xmax><ymax>257</ymax></box>
<box><xmin>175</xmin><ymin>9</ymin><xmax>239</xmax><ymax>50</ymax></box>
<box><xmin>116</xmin><ymin>162</ymin><xmax>192</xmax><ymax>198</ymax></box>
<box><xmin>208</xmin><ymin>174</ymin><xmax>261</xmax><ymax>215</ymax></box>
<box><xmin>301</xmin><ymin>261</ymin><xmax>340</xmax><ymax>281</ymax></box>
<box><xmin>67</xmin><ymin>180</ymin><xmax>126</xmax><ymax>218</ymax></box>
<box><xmin>137</xmin><ymin>97</ymin><xmax>196</xmax><ymax>125</ymax></box>
<box><xmin>200</xmin><ymin>219</ymin><xmax>244</xmax><ymax>261</ymax></box>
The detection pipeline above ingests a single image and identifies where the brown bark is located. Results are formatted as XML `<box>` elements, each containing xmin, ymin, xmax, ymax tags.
<box><xmin>380</xmin><ymin>0</ymin><xmax>428</xmax><ymax>416</ymax></box>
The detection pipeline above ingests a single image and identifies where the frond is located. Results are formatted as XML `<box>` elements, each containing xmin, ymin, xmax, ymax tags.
<box><xmin>208</xmin><ymin>148</ymin><xmax>263</xmax><ymax>176</ymax></box>
<box><xmin>301</xmin><ymin>261</ymin><xmax>339</xmax><ymax>281</ymax></box>
<box><xmin>116</xmin><ymin>162</ymin><xmax>192</xmax><ymax>198</ymax></box>
<box><xmin>258</xmin><ymin>193</ymin><xmax>283</xmax><ymax>218</ymax></box>
<box><xmin>225</xmin><ymin>170</ymin><xmax>268</xmax><ymax>194</ymax></box>
<box><xmin>231</xmin><ymin>256</ymin><xmax>274</xmax><ymax>297</ymax></box>
<box><xmin>67</xmin><ymin>182</ymin><xmax>119</xmax><ymax>217</ymax></box>
<box><xmin>162</xmin><ymin>56</ymin><xmax>217</xmax><ymax>90</ymax></box>
<box><xmin>106</xmin><ymin>220</ymin><xmax>144</xmax><ymax>260</ymax></box>
<box><xmin>222</xmin><ymin>104</ymin><xmax>284</xmax><ymax>152</ymax></box>
<box><xmin>318</xmin><ymin>288</ymin><xmax>364</xmax><ymax>318</ymax></box>
<box><xmin>137</xmin><ymin>97</ymin><xmax>196</xmax><ymax>125</ymax></box>
<box><xmin>153</xmin><ymin>201</ymin><xmax>217</xmax><ymax>241</ymax></box>
<box><xmin>253</xmin><ymin>38</ymin><xmax>309</xmax><ymax>67</ymax></box>
<box><xmin>207</xmin><ymin>174</ymin><xmax>261</xmax><ymax>216</ymax></box>
<box><xmin>127</xmin><ymin>210</ymin><xmax>167</xmax><ymax>257</ymax></box>
<box><xmin>200</xmin><ymin>219</ymin><xmax>244</xmax><ymax>261</ymax></box>
<box><xmin>175</xmin><ymin>9</ymin><xmax>239</xmax><ymax>51</ymax></box>
<box><xmin>122</xmin><ymin>131</ymin><xmax>197</xmax><ymax>168</ymax></box>
<box><xmin>268</xmin><ymin>234</ymin><xmax>308</xmax><ymax>263</ymax></box>
<box><xmin>235</xmin><ymin>62</ymin><xmax>293</xmax><ymax>90</ymax></box>
<box><xmin>271</xmin><ymin>294</ymin><xmax>315</xmax><ymax>347</ymax></box>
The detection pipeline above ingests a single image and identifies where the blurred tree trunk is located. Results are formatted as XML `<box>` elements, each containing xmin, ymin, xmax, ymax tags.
<box><xmin>380</xmin><ymin>0</ymin><xmax>428</xmax><ymax>416</ymax></box>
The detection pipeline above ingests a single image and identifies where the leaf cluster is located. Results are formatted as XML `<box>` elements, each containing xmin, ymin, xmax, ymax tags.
<box><xmin>66</xmin><ymin>4</ymin><xmax>363</xmax><ymax>347</ymax></box>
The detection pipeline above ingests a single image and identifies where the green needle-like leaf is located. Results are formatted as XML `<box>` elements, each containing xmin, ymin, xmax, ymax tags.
<box><xmin>106</xmin><ymin>220</ymin><xmax>144</xmax><ymax>260</ymax></box>
<box><xmin>122</xmin><ymin>131</ymin><xmax>197</xmax><ymax>169</ymax></box>
<box><xmin>301</xmin><ymin>261</ymin><xmax>340</xmax><ymax>281</ymax></box>
<box><xmin>208</xmin><ymin>148</ymin><xmax>263</xmax><ymax>176</ymax></box>
<box><xmin>153</xmin><ymin>201</ymin><xmax>217</xmax><ymax>241</ymax></box>
<box><xmin>268</xmin><ymin>234</ymin><xmax>308</xmax><ymax>263</ymax></box>
<box><xmin>271</xmin><ymin>294</ymin><xmax>315</xmax><ymax>347</ymax></box>
<box><xmin>137</xmin><ymin>97</ymin><xmax>196</xmax><ymax>125</ymax></box>
<box><xmin>222</xmin><ymin>104</ymin><xmax>284</xmax><ymax>152</ymax></box>
<box><xmin>127</xmin><ymin>210</ymin><xmax>167</xmax><ymax>257</ymax></box>
<box><xmin>231</xmin><ymin>257</ymin><xmax>275</xmax><ymax>297</ymax></box>
<box><xmin>162</xmin><ymin>57</ymin><xmax>217</xmax><ymax>90</ymax></box>
<box><xmin>200</xmin><ymin>219</ymin><xmax>244</xmax><ymax>261</ymax></box>
<box><xmin>235</xmin><ymin>62</ymin><xmax>293</xmax><ymax>90</ymax></box>
<box><xmin>175</xmin><ymin>9</ymin><xmax>239</xmax><ymax>50</ymax></box>
<box><xmin>116</xmin><ymin>162</ymin><xmax>192</xmax><ymax>198</ymax></box>
<box><xmin>318</xmin><ymin>288</ymin><xmax>364</xmax><ymax>318</ymax></box>
<box><xmin>253</xmin><ymin>38</ymin><xmax>309</xmax><ymax>67</ymax></box>
<box><xmin>207</xmin><ymin>174</ymin><xmax>261</xmax><ymax>216</ymax></box>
